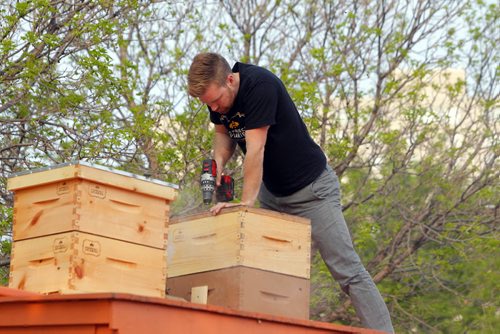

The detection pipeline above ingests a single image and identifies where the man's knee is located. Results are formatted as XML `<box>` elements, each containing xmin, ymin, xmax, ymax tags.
<box><xmin>336</xmin><ymin>269</ymin><xmax>373</xmax><ymax>295</ymax></box>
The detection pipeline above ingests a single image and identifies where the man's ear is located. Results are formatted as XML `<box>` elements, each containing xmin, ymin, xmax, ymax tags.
<box><xmin>226</xmin><ymin>73</ymin><xmax>235</xmax><ymax>85</ymax></box>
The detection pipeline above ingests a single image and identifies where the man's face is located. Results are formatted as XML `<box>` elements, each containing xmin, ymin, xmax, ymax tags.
<box><xmin>199</xmin><ymin>75</ymin><xmax>238</xmax><ymax>114</ymax></box>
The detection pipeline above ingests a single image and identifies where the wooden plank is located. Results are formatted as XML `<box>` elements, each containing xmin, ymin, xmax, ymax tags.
<box><xmin>77</xmin><ymin>180</ymin><xmax>169</xmax><ymax>249</ymax></box>
<box><xmin>12</xmin><ymin>179</ymin><xmax>78</xmax><ymax>241</ymax></box>
<box><xmin>167</xmin><ymin>213</ymin><xmax>241</xmax><ymax>277</ymax></box>
<box><xmin>240</xmin><ymin>210</ymin><xmax>311</xmax><ymax>278</ymax></box>
<box><xmin>0</xmin><ymin>286</ymin><xmax>39</xmax><ymax>297</ymax></box>
<box><xmin>78</xmin><ymin>165</ymin><xmax>177</xmax><ymax>201</ymax></box>
<box><xmin>9</xmin><ymin>232</ymin><xmax>167</xmax><ymax>298</ymax></box>
<box><xmin>7</xmin><ymin>165</ymin><xmax>77</xmax><ymax>191</ymax></box>
<box><xmin>190</xmin><ymin>286</ymin><xmax>208</xmax><ymax>304</ymax></box>
<box><xmin>0</xmin><ymin>325</ymin><xmax>111</xmax><ymax>334</ymax></box>
<box><xmin>9</xmin><ymin>235</ymin><xmax>72</xmax><ymax>294</ymax></box>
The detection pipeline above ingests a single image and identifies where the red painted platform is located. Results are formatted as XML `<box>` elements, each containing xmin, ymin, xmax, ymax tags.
<box><xmin>0</xmin><ymin>287</ymin><xmax>384</xmax><ymax>334</ymax></box>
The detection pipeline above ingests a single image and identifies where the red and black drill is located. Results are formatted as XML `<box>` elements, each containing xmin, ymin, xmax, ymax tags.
<box><xmin>201</xmin><ymin>159</ymin><xmax>234</xmax><ymax>205</ymax></box>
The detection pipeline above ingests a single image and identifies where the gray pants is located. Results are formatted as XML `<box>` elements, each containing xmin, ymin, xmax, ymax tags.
<box><xmin>259</xmin><ymin>165</ymin><xmax>394</xmax><ymax>333</ymax></box>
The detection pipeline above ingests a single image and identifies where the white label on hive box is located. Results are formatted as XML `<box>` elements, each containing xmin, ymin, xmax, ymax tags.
<box><xmin>53</xmin><ymin>237</ymin><xmax>69</xmax><ymax>253</ymax></box>
<box><xmin>57</xmin><ymin>181</ymin><xmax>70</xmax><ymax>195</ymax></box>
<box><xmin>89</xmin><ymin>183</ymin><xmax>106</xmax><ymax>199</ymax></box>
<box><xmin>83</xmin><ymin>239</ymin><xmax>101</xmax><ymax>256</ymax></box>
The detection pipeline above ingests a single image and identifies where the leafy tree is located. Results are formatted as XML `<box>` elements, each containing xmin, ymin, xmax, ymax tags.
<box><xmin>0</xmin><ymin>205</ymin><xmax>11</xmax><ymax>285</ymax></box>
<box><xmin>0</xmin><ymin>0</ymin><xmax>145</xmax><ymax>283</ymax></box>
<box><xmin>214</xmin><ymin>0</ymin><xmax>498</xmax><ymax>330</ymax></box>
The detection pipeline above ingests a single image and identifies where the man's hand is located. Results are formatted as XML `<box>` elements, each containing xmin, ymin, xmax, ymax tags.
<box><xmin>210</xmin><ymin>202</ymin><xmax>249</xmax><ymax>215</ymax></box>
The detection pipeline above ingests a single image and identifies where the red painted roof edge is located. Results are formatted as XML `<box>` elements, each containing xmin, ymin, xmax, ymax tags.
<box><xmin>0</xmin><ymin>287</ymin><xmax>385</xmax><ymax>334</ymax></box>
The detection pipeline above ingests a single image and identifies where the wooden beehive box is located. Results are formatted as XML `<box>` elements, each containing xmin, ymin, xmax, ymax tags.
<box><xmin>9</xmin><ymin>231</ymin><xmax>167</xmax><ymax>297</ymax></box>
<box><xmin>167</xmin><ymin>206</ymin><xmax>311</xmax><ymax>279</ymax></box>
<box><xmin>7</xmin><ymin>161</ymin><xmax>178</xmax><ymax>249</ymax></box>
<box><xmin>167</xmin><ymin>267</ymin><xmax>310</xmax><ymax>319</ymax></box>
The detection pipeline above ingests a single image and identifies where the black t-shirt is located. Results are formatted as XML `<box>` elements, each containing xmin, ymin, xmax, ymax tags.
<box><xmin>210</xmin><ymin>62</ymin><xmax>326</xmax><ymax>196</ymax></box>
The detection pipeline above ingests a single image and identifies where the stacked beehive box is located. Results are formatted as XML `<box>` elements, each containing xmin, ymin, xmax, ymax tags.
<box><xmin>8</xmin><ymin>161</ymin><xmax>178</xmax><ymax>297</ymax></box>
<box><xmin>166</xmin><ymin>206</ymin><xmax>311</xmax><ymax>319</ymax></box>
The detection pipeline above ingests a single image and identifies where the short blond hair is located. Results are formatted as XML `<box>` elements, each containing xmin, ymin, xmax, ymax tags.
<box><xmin>188</xmin><ymin>53</ymin><xmax>232</xmax><ymax>97</ymax></box>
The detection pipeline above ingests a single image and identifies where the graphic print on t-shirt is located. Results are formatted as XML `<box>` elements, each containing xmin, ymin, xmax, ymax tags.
<box><xmin>220</xmin><ymin>112</ymin><xmax>246</xmax><ymax>143</ymax></box>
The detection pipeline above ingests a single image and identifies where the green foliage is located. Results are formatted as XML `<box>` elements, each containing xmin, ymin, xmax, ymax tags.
<box><xmin>390</xmin><ymin>230</ymin><xmax>499</xmax><ymax>333</ymax></box>
<box><xmin>0</xmin><ymin>200</ymin><xmax>12</xmax><ymax>286</ymax></box>
<box><xmin>310</xmin><ymin>251</ymin><xmax>349</xmax><ymax>322</ymax></box>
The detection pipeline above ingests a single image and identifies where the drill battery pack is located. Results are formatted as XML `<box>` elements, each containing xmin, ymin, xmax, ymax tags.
<box><xmin>216</xmin><ymin>175</ymin><xmax>234</xmax><ymax>202</ymax></box>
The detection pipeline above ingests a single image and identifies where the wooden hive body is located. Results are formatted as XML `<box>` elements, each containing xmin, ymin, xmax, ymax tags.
<box><xmin>167</xmin><ymin>206</ymin><xmax>311</xmax><ymax>279</ymax></box>
<box><xmin>8</xmin><ymin>162</ymin><xmax>177</xmax><ymax>248</ymax></box>
<box><xmin>167</xmin><ymin>267</ymin><xmax>310</xmax><ymax>319</ymax></box>
<box><xmin>9</xmin><ymin>231</ymin><xmax>167</xmax><ymax>297</ymax></box>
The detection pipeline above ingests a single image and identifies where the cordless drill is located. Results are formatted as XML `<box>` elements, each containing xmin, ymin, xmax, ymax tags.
<box><xmin>200</xmin><ymin>159</ymin><xmax>234</xmax><ymax>205</ymax></box>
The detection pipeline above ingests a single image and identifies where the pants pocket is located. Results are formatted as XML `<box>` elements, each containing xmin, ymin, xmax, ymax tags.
<box><xmin>310</xmin><ymin>167</ymin><xmax>338</xmax><ymax>200</ymax></box>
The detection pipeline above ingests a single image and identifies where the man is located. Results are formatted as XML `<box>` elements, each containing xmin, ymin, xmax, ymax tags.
<box><xmin>187</xmin><ymin>52</ymin><xmax>394</xmax><ymax>333</ymax></box>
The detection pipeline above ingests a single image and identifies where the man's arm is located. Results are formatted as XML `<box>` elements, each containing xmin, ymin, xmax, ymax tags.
<box><xmin>213</xmin><ymin>124</ymin><xmax>236</xmax><ymax>185</ymax></box>
<box><xmin>240</xmin><ymin>126</ymin><xmax>269</xmax><ymax>206</ymax></box>
<box><xmin>210</xmin><ymin>125</ymin><xmax>269</xmax><ymax>215</ymax></box>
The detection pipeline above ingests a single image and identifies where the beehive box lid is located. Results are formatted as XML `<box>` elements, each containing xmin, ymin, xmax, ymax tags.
<box><xmin>7</xmin><ymin>161</ymin><xmax>178</xmax><ymax>201</ymax></box>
